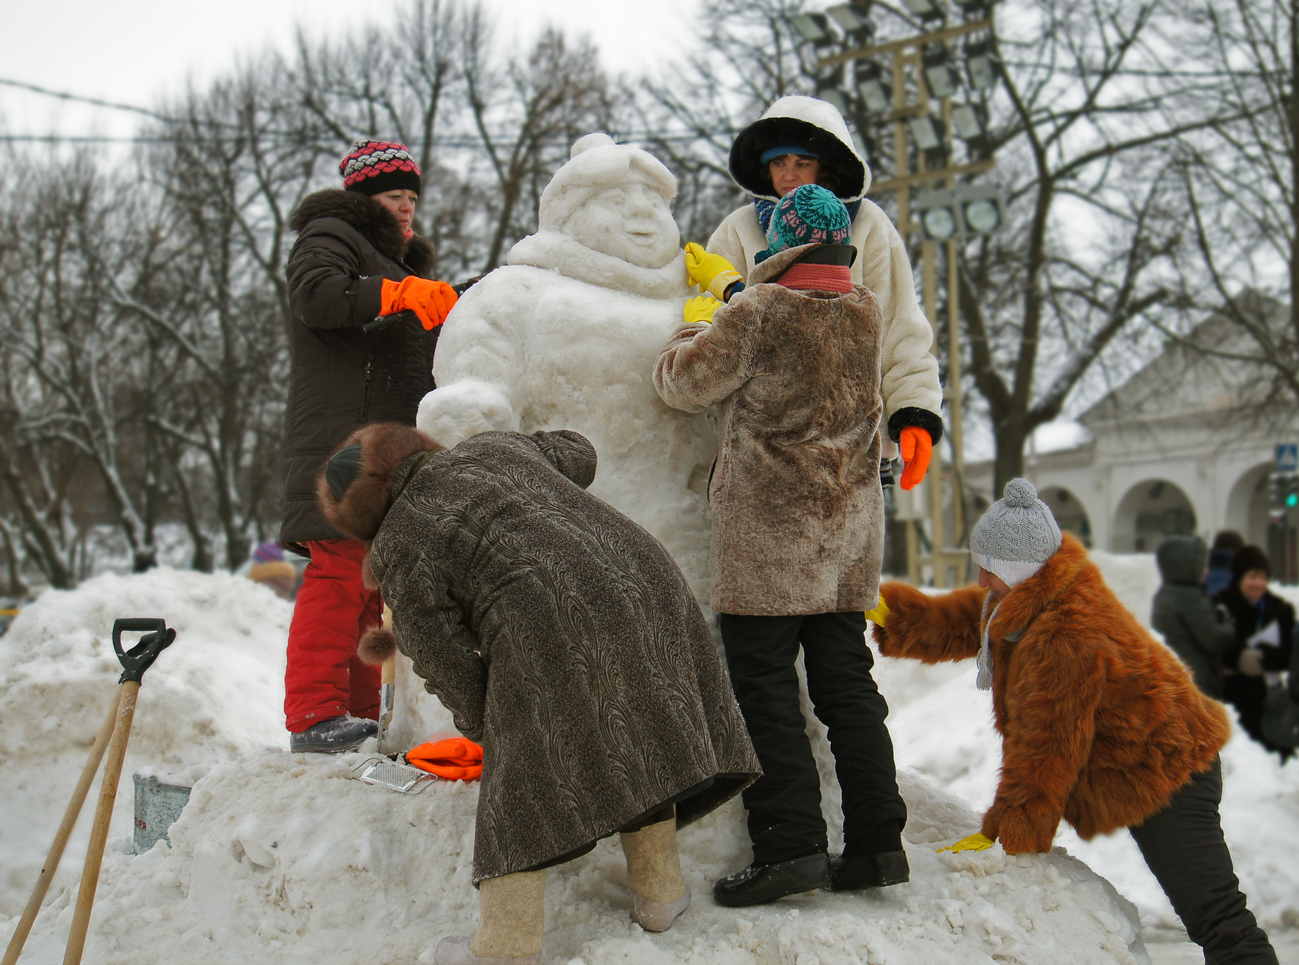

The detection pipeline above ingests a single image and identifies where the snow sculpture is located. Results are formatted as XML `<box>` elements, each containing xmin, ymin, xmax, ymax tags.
<box><xmin>417</xmin><ymin>133</ymin><xmax>715</xmax><ymax>604</ymax></box>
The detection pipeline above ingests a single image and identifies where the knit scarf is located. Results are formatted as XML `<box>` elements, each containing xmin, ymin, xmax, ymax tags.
<box><xmin>776</xmin><ymin>262</ymin><xmax>853</xmax><ymax>293</ymax></box>
<box><xmin>755</xmin><ymin>196</ymin><xmax>862</xmax><ymax>232</ymax></box>
<box><xmin>976</xmin><ymin>594</ymin><xmax>1002</xmax><ymax>691</ymax></box>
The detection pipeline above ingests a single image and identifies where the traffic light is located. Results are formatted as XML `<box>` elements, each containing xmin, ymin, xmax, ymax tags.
<box><xmin>1269</xmin><ymin>471</ymin><xmax>1299</xmax><ymax>510</ymax></box>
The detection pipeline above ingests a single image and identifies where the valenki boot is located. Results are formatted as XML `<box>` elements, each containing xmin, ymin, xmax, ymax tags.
<box><xmin>434</xmin><ymin>868</ymin><xmax>545</xmax><ymax>965</ymax></box>
<box><xmin>620</xmin><ymin>812</ymin><xmax>690</xmax><ymax>932</ymax></box>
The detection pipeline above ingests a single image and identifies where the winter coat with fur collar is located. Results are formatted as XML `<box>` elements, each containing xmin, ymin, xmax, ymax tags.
<box><xmin>326</xmin><ymin>424</ymin><xmax>760</xmax><ymax>883</ymax></box>
<box><xmin>654</xmin><ymin>243</ymin><xmax>935</xmax><ymax>616</ymax></box>
<box><xmin>280</xmin><ymin>189</ymin><xmax>439</xmax><ymax>549</ymax></box>
<box><xmin>874</xmin><ymin>534</ymin><xmax>1230</xmax><ymax>853</ymax></box>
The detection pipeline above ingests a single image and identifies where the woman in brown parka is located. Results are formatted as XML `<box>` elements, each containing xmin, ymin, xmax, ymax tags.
<box><xmin>875</xmin><ymin>479</ymin><xmax>1276</xmax><ymax>965</ymax></box>
<box><xmin>318</xmin><ymin>422</ymin><xmax>760</xmax><ymax>965</ymax></box>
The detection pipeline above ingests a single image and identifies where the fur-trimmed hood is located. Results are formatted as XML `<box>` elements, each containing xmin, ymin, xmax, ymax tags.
<box><xmin>290</xmin><ymin>189</ymin><xmax>436</xmax><ymax>276</ymax></box>
<box><xmin>729</xmin><ymin>96</ymin><xmax>870</xmax><ymax>203</ymax></box>
<box><xmin>317</xmin><ymin>422</ymin><xmax>444</xmax><ymax>541</ymax></box>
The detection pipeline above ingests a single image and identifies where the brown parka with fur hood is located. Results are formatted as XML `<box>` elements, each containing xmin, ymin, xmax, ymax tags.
<box><xmin>317</xmin><ymin>422</ymin><xmax>760</xmax><ymax>883</ymax></box>
<box><xmin>280</xmin><ymin>189</ymin><xmax>439</xmax><ymax>551</ymax></box>
<box><xmin>874</xmin><ymin>534</ymin><xmax>1231</xmax><ymax>853</ymax></box>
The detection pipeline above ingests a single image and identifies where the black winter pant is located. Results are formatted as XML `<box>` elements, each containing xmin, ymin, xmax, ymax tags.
<box><xmin>719</xmin><ymin>611</ymin><xmax>907</xmax><ymax>865</ymax></box>
<box><xmin>1129</xmin><ymin>758</ymin><xmax>1276</xmax><ymax>965</ymax></box>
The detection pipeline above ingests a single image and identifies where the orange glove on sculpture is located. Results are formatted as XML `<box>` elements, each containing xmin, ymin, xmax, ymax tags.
<box><xmin>898</xmin><ymin>426</ymin><xmax>932</xmax><ymax>491</ymax></box>
<box><xmin>405</xmin><ymin>737</ymin><xmax>484</xmax><ymax>780</ymax></box>
<box><xmin>380</xmin><ymin>277</ymin><xmax>458</xmax><ymax>331</ymax></box>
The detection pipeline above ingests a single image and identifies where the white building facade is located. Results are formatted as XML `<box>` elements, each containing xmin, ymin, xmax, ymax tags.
<box><xmin>963</xmin><ymin>302</ymin><xmax>1294</xmax><ymax>564</ymax></box>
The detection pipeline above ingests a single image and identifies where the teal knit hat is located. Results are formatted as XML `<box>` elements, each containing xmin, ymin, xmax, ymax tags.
<box><xmin>755</xmin><ymin>183</ymin><xmax>851</xmax><ymax>264</ymax></box>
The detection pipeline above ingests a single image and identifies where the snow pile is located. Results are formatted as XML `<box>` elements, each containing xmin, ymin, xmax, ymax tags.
<box><xmin>1</xmin><ymin>554</ymin><xmax>1296</xmax><ymax>962</ymax></box>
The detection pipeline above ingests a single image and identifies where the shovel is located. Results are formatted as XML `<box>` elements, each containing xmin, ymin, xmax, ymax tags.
<box><xmin>64</xmin><ymin>619</ymin><xmax>175</xmax><ymax>965</ymax></box>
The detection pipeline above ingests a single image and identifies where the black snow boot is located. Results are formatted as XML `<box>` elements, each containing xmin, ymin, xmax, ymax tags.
<box><xmin>290</xmin><ymin>715</ymin><xmax>377</xmax><ymax>753</ymax></box>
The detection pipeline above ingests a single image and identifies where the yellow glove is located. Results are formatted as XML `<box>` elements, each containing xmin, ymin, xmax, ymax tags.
<box><xmin>684</xmin><ymin>295</ymin><xmax>722</xmax><ymax>326</ymax></box>
<box><xmin>685</xmin><ymin>242</ymin><xmax>744</xmax><ymax>301</ymax></box>
<box><xmin>864</xmin><ymin>598</ymin><xmax>890</xmax><ymax>627</ymax></box>
<box><xmin>938</xmin><ymin>832</ymin><xmax>996</xmax><ymax>854</ymax></box>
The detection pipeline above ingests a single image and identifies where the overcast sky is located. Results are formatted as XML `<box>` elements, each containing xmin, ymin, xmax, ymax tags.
<box><xmin>0</xmin><ymin>0</ymin><xmax>696</xmax><ymax>144</ymax></box>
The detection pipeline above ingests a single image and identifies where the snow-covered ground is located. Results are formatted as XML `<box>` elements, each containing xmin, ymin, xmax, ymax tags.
<box><xmin>1</xmin><ymin>554</ymin><xmax>1297</xmax><ymax>964</ymax></box>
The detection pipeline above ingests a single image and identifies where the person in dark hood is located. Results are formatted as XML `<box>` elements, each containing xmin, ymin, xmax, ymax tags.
<box><xmin>1152</xmin><ymin>534</ymin><xmax>1235</xmax><ymax>698</ymax></box>
<box><xmin>281</xmin><ymin>140</ymin><xmax>458</xmax><ymax>753</ymax></box>
<box><xmin>317</xmin><ymin>423</ymin><xmax>760</xmax><ymax>965</ymax></box>
<box><xmin>1215</xmin><ymin>544</ymin><xmax>1295</xmax><ymax>758</ymax></box>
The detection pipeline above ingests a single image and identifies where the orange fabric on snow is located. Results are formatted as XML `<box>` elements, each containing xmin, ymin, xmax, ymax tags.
<box><xmin>405</xmin><ymin>737</ymin><xmax>484</xmax><ymax>780</ymax></box>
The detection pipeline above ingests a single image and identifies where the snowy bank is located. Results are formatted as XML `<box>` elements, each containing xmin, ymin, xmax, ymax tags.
<box><xmin>1</xmin><ymin>558</ymin><xmax>1295</xmax><ymax>962</ymax></box>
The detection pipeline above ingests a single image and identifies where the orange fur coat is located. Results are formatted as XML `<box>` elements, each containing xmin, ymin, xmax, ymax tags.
<box><xmin>874</xmin><ymin>534</ymin><xmax>1230</xmax><ymax>853</ymax></box>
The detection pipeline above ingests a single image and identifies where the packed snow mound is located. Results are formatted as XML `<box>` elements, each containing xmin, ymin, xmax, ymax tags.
<box><xmin>4</xmin><ymin>558</ymin><xmax>1299</xmax><ymax>962</ymax></box>
<box><xmin>6</xmin><ymin>753</ymin><xmax>1148</xmax><ymax>965</ymax></box>
<box><xmin>0</xmin><ymin>568</ymin><xmax>1155</xmax><ymax>963</ymax></box>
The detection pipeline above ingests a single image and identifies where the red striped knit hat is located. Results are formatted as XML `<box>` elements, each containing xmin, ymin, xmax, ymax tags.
<box><xmin>339</xmin><ymin>140</ymin><xmax>421</xmax><ymax>196</ymax></box>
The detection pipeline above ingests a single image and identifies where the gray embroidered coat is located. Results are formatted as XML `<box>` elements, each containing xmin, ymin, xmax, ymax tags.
<box><xmin>366</xmin><ymin>429</ymin><xmax>760</xmax><ymax>882</ymax></box>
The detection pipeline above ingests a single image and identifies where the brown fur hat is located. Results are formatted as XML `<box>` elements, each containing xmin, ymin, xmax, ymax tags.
<box><xmin>317</xmin><ymin>422</ymin><xmax>443</xmax><ymax>541</ymax></box>
<box><xmin>357</xmin><ymin>625</ymin><xmax>398</xmax><ymax>665</ymax></box>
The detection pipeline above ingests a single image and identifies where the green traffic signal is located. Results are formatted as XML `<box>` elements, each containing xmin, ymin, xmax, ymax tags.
<box><xmin>1288</xmin><ymin>492</ymin><xmax>1298</xmax><ymax>508</ymax></box>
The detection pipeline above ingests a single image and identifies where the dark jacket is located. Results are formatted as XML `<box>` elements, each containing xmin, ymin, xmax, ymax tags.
<box><xmin>1152</xmin><ymin>535</ymin><xmax>1234</xmax><ymax>698</ymax></box>
<box><xmin>348</xmin><ymin>427</ymin><xmax>760</xmax><ymax>883</ymax></box>
<box><xmin>1216</xmin><ymin>584</ymin><xmax>1294</xmax><ymax>675</ymax></box>
<box><xmin>280</xmin><ymin>189</ymin><xmax>438</xmax><ymax>548</ymax></box>
<box><xmin>654</xmin><ymin>243</ymin><xmax>940</xmax><ymax>616</ymax></box>
<box><xmin>1215</xmin><ymin>581</ymin><xmax>1295</xmax><ymax>752</ymax></box>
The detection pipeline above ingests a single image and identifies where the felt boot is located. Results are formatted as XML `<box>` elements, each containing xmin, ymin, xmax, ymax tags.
<box><xmin>434</xmin><ymin>868</ymin><xmax>545</xmax><ymax>964</ymax></box>
<box><xmin>620</xmin><ymin>812</ymin><xmax>689</xmax><ymax>932</ymax></box>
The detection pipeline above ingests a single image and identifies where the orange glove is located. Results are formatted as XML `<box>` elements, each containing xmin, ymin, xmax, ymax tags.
<box><xmin>405</xmin><ymin>737</ymin><xmax>484</xmax><ymax>780</ymax></box>
<box><xmin>898</xmin><ymin>426</ymin><xmax>932</xmax><ymax>491</ymax></box>
<box><xmin>380</xmin><ymin>277</ymin><xmax>457</xmax><ymax>331</ymax></box>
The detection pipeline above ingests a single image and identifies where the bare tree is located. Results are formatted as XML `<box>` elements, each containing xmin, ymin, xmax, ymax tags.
<box><xmin>465</xmin><ymin>21</ymin><xmax>616</xmax><ymax>270</ymax></box>
<box><xmin>1164</xmin><ymin>0</ymin><xmax>1296</xmax><ymax>413</ymax></box>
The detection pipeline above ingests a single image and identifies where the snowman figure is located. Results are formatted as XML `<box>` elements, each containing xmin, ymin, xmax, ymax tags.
<box><xmin>417</xmin><ymin>133</ymin><xmax>716</xmax><ymax>604</ymax></box>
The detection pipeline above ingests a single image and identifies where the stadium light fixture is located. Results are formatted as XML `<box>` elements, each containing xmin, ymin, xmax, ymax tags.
<box><xmin>854</xmin><ymin>60</ymin><xmax>893</xmax><ymax>114</ymax></box>
<box><xmin>902</xmin><ymin>0</ymin><xmax>947</xmax><ymax>23</ymax></box>
<box><xmin>790</xmin><ymin>12</ymin><xmax>836</xmax><ymax>46</ymax></box>
<box><xmin>826</xmin><ymin>3</ymin><xmax>875</xmax><ymax>45</ymax></box>
<box><xmin>964</xmin><ymin>36</ymin><xmax>1002</xmax><ymax>90</ymax></box>
<box><xmin>921</xmin><ymin>44</ymin><xmax>962</xmax><ymax>100</ymax></box>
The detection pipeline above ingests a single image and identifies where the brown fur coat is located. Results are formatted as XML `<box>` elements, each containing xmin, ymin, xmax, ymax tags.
<box><xmin>655</xmin><ymin>243</ymin><xmax>939</xmax><ymax>615</ymax></box>
<box><xmin>874</xmin><ymin>534</ymin><xmax>1230</xmax><ymax>853</ymax></box>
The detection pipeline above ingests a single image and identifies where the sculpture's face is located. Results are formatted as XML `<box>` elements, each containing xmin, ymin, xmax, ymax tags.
<box><xmin>563</xmin><ymin>174</ymin><xmax>680</xmax><ymax>269</ymax></box>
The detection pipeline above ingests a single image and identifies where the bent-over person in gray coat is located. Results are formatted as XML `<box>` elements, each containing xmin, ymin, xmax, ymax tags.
<box><xmin>317</xmin><ymin>423</ymin><xmax>760</xmax><ymax>965</ymax></box>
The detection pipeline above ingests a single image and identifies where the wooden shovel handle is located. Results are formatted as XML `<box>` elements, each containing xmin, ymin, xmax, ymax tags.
<box><xmin>1</xmin><ymin>689</ymin><xmax>122</xmax><ymax>965</ymax></box>
<box><xmin>63</xmin><ymin>681</ymin><xmax>140</xmax><ymax>965</ymax></box>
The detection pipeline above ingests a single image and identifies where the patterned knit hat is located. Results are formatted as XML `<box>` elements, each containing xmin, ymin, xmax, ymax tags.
<box><xmin>754</xmin><ymin>183</ymin><xmax>851</xmax><ymax>264</ymax></box>
<box><xmin>969</xmin><ymin>478</ymin><xmax>1062</xmax><ymax>587</ymax></box>
<box><xmin>339</xmin><ymin>140</ymin><xmax>421</xmax><ymax>196</ymax></box>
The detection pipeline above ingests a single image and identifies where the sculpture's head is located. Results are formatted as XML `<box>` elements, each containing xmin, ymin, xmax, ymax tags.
<box><xmin>539</xmin><ymin>133</ymin><xmax>680</xmax><ymax>270</ymax></box>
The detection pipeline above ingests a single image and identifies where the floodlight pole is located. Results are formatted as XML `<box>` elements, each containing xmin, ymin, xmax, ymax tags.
<box><xmin>819</xmin><ymin>12</ymin><xmax>993</xmax><ymax>588</ymax></box>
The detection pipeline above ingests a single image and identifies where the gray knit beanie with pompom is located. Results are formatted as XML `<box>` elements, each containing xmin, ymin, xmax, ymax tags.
<box><xmin>969</xmin><ymin>478</ymin><xmax>1062</xmax><ymax>587</ymax></box>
